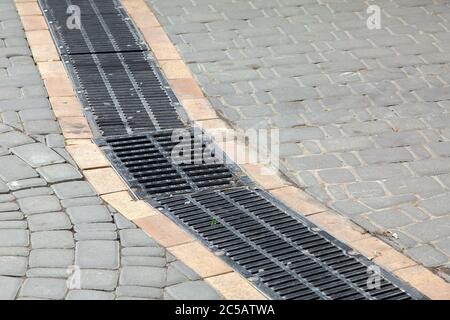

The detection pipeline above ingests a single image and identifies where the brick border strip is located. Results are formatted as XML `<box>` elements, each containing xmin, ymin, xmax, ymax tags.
<box><xmin>120</xmin><ymin>0</ymin><xmax>450</xmax><ymax>299</ymax></box>
<box><xmin>16</xmin><ymin>0</ymin><xmax>266</xmax><ymax>300</ymax></box>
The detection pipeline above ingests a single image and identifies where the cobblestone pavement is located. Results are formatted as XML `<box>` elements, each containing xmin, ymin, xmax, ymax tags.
<box><xmin>146</xmin><ymin>0</ymin><xmax>450</xmax><ymax>276</ymax></box>
<box><xmin>0</xmin><ymin>0</ymin><xmax>222</xmax><ymax>300</ymax></box>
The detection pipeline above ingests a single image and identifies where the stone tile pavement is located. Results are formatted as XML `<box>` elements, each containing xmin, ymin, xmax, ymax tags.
<box><xmin>145</xmin><ymin>0</ymin><xmax>450</xmax><ymax>279</ymax></box>
<box><xmin>0</xmin><ymin>0</ymin><xmax>222</xmax><ymax>300</ymax></box>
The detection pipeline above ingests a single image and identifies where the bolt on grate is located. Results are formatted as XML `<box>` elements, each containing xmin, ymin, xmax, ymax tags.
<box><xmin>97</xmin><ymin>129</ymin><xmax>247</xmax><ymax>198</ymax></box>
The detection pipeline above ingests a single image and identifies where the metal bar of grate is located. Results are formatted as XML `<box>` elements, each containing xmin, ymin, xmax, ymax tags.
<box><xmin>156</xmin><ymin>187</ymin><xmax>424</xmax><ymax>300</ymax></box>
<box><xmin>97</xmin><ymin>129</ymin><xmax>246</xmax><ymax>198</ymax></box>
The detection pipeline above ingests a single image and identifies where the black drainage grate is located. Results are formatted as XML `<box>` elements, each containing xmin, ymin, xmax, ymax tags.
<box><xmin>156</xmin><ymin>187</ymin><xmax>424</xmax><ymax>300</ymax></box>
<box><xmin>41</xmin><ymin>0</ymin><xmax>144</xmax><ymax>55</ymax></box>
<box><xmin>68</xmin><ymin>51</ymin><xmax>184</xmax><ymax>136</ymax></box>
<box><xmin>97</xmin><ymin>129</ymin><xmax>247</xmax><ymax>198</ymax></box>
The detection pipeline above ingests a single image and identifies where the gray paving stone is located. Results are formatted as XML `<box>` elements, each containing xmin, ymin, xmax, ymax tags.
<box><xmin>74</xmin><ymin>231</ymin><xmax>117</xmax><ymax>241</ymax></box>
<box><xmin>0</xmin><ymin>180</ymin><xmax>9</xmax><ymax>193</ymax></box>
<box><xmin>0</xmin><ymin>194</ymin><xmax>15</xmax><ymax>202</ymax></box>
<box><xmin>0</xmin><ymin>229</ymin><xmax>29</xmax><ymax>246</ymax></box>
<box><xmin>0</xmin><ymin>220</ymin><xmax>27</xmax><ymax>229</ymax></box>
<box><xmin>78</xmin><ymin>269</ymin><xmax>119</xmax><ymax>291</ymax></box>
<box><xmin>75</xmin><ymin>241</ymin><xmax>119</xmax><ymax>269</ymax></box>
<box><xmin>317</xmin><ymin>168</ymin><xmax>355</xmax><ymax>184</ymax></box>
<box><xmin>164</xmin><ymin>281</ymin><xmax>222</xmax><ymax>300</ymax></box>
<box><xmin>37</xmin><ymin>163</ymin><xmax>82</xmax><ymax>183</ymax></box>
<box><xmin>0</xmin><ymin>155</ymin><xmax>37</xmax><ymax>182</ymax></box>
<box><xmin>166</xmin><ymin>265</ymin><xmax>189</xmax><ymax>286</ymax></box>
<box><xmin>66</xmin><ymin>290</ymin><xmax>115</xmax><ymax>300</ymax></box>
<box><xmin>0</xmin><ymin>256</ymin><xmax>27</xmax><ymax>276</ymax></box>
<box><xmin>170</xmin><ymin>261</ymin><xmax>201</xmax><ymax>281</ymax></box>
<box><xmin>19</xmin><ymin>278</ymin><xmax>68</xmax><ymax>300</ymax></box>
<box><xmin>419</xmin><ymin>193</ymin><xmax>450</xmax><ymax>216</ymax></box>
<box><xmin>404</xmin><ymin>217</ymin><xmax>450</xmax><ymax>242</ymax></box>
<box><xmin>434</xmin><ymin>238</ymin><xmax>450</xmax><ymax>256</ymax></box>
<box><xmin>384</xmin><ymin>177</ymin><xmax>443</xmax><ymax>198</ymax></box>
<box><xmin>346</xmin><ymin>182</ymin><xmax>385</xmax><ymax>199</ymax></box>
<box><xmin>406</xmin><ymin>245</ymin><xmax>448</xmax><ymax>267</ymax></box>
<box><xmin>285</xmin><ymin>154</ymin><xmax>343</xmax><ymax>170</ymax></box>
<box><xmin>30</xmin><ymin>231</ymin><xmax>75</xmax><ymax>249</ymax></box>
<box><xmin>119</xmin><ymin>229</ymin><xmax>158</xmax><ymax>247</ymax></box>
<box><xmin>0</xmin><ymin>247</ymin><xmax>29</xmax><ymax>257</ymax></box>
<box><xmin>115</xmin><ymin>296</ymin><xmax>151</xmax><ymax>300</ymax></box>
<box><xmin>19</xmin><ymin>108</ymin><xmax>55</xmax><ymax>121</ymax></box>
<box><xmin>0</xmin><ymin>211</ymin><xmax>23</xmax><ymax>221</ymax></box>
<box><xmin>368</xmin><ymin>209</ymin><xmax>414</xmax><ymax>229</ymax></box>
<box><xmin>121</xmin><ymin>247</ymin><xmax>165</xmax><ymax>257</ymax></box>
<box><xmin>74</xmin><ymin>222</ymin><xmax>116</xmax><ymax>232</ymax></box>
<box><xmin>66</xmin><ymin>205</ymin><xmax>112</xmax><ymax>224</ymax></box>
<box><xmin>11</xmin><ymin>143</ymin><xmax>65</xmax><ymax>168</ymax></box>
<box><xmin>29</xmin><ymin>249</ymin><xmax>74</xmax><ymax>268</ymax></box>
<box><xmin>114</xmin><ymin>213</ymin><xmax>136</xmax><ymax>229</ymax></box>
<box><xmin>45</xmin><ymin>134</ymin><xmax>65</xmax><ymax>148</ymax></box>
<box><xmin>27</xmin><ymin>212</ymin><xmax>72</xmax><ymax>232</ymax></box>
<box><xmin>0</xmin><ymin>202</ymin><xmax>18</xmax><ymax>212</ymax></box>
<box><xmin>23</xmin><ymin>120</ymin><xmax>60</xmax><ymax>135</ymax></box>
<box><xmin>12</xmin><ymin>187</ymin><xmax>53</xmax><ymax>198</ymax></box>
<box><xmin>0</xmin><ymin>130</ymin><xmax>33</xmax><ymax>148</ymax></box>
<box><xmin>7</xmin><ymin>177</ymin><xmax>47</xmax><ymax>190</ymax></box>
<box><xmin>17</xmin><ymin>195</ymin><xmax>62</xmax><ymax>215</ymax></box>
<box><xmin>0</xmin><ymin>276</ymin><xmax>22</xmax><ymax>299</ymax></box>
<box><xmin>116</xmin><ymin>286</ymin><xmax>162</xmax><ymax>299</ymax></box>
<box><xmin>121</xmin><ymin>256</ymin><xmax>166</xmax><ymax>267</ymax></box>
<box><xmin>119</xmin><ymin>266</ymin><xmax>166</xmax><ymax>288</ymax></box>
<box><xmin>52</xmin><ymin>181</ymin><xmax>96</xmax><ymax>199</ymax></box>
<box><xmin>26</xmin><ymin>268</ymin><xmax>69</xmax><ymax>278</ymax></box>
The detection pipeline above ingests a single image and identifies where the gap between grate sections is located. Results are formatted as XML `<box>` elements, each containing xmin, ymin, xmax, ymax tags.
<box><xmin>97</xmin><ymin>128</ymin><xmax>247</xmax><ymax>198</ymax></box>
<box><xmin>155</xmin><ymin>187</ymin><xmax>424</xmax><ymax>300</ymax></box>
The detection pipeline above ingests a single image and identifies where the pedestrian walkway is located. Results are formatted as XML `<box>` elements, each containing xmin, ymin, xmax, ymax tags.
<box><xmin>0</xmin><ymin>0</ymin><xmax>222</xmax><ymax>300</ymax></box>
<box><xmin>145</xmin><ymin>0</ymin><xmax>450</xmax><ymax>279</ymax></box>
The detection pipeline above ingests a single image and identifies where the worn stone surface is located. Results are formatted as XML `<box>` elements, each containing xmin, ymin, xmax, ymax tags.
<box><xmin>147</xmin><ymin>0</ymin><xmax>450</xmax><ymax>272</ymax></box>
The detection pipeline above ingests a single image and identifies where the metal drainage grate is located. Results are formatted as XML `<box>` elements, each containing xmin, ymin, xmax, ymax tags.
<box><xmin>41</xmin><ymin>0</ymin><xmax>144</xmax><ymax>54</ymax></box>
<box><xmin>156</xmin><ymin>187</ymin><xmax>423</xmax><ymax>300</ymax></box>
<box><xmin>39</xmin><ymin>0</ymin><xmax>426</xmax><ymax>300</ymax></box>
<box><xmin>97</xmin><ymin>129</ymin><xmax>246</xmax><ymax>198</ymax></box>
<box><xmin>68</xmin><ymin>51</ymin><xmax>184</xmax><ymax>136</ymax></box>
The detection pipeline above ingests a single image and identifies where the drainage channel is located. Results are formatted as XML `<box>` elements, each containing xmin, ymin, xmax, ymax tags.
<box><xmin>39</xmin><ymin>0</ymin><xmax>425</xmax><ymax>300</ymax></box>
